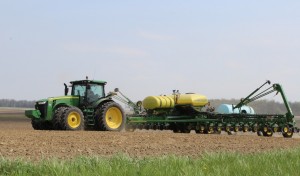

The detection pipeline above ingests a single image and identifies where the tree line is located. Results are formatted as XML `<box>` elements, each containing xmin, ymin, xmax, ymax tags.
<box><xmin>0</xmin><ymin>99</ymin><xmax>35</xmax><ymax>108</ymax></box>
<box><xmin>0</xmin><ymin>98</ymin><xmax>299</xmax><ymax>115</ymax></box>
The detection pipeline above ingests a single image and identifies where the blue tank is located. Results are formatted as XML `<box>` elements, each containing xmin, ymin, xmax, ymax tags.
<box><xmin>216</xmin><ymin>104</ymin><xmax>255</xmax><ymax>114</ymax></box>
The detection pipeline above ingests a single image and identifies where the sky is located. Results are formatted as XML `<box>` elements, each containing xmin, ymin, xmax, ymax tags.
<box><xmin>1</xmin><ymin>1</ymin><xmax>300</xmax><ymax>102</ymax></box>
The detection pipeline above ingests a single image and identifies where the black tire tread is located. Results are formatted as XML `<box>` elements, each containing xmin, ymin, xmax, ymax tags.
<box><xmin>31</xmin><ymin>119</ymin><xmax>52</xmax><ymax>130</ymax></box>
<box><xmin>60</xmin><ymin>107</ymin><xmax>84</xmax><ymax>131</ymax></box>
<box><xmin>52</xmin><ymin>107</ymin><xmax>67</xmax><ymax>130</ymax></box>
<box><xmin>94</xmin><ymin>101</ymin><xmax>125</xmax><ymax>131</ymax></box>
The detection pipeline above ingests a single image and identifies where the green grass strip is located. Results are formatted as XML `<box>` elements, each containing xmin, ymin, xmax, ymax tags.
<box><xmin>1</xmin><ymin>148</ymin><xmax>300</xmax><ymax>176</ymax></box>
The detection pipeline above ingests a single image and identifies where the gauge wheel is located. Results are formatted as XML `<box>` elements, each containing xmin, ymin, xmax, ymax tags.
<box><xmin>257</xmin><ymin>131</ymin><xmax>263</xmax><ymax>136</ymax></box>
<box><xmin>172</xmin><ymin>128</ymin><xmax>180</xmax><ymax>133</ymax></box>
<box><xmin>234</xmin><ymin>126</ymin><xmax>240</xmax><ymax>132</ymax></box>
<box><xmin>262</xmin><ymin>127</ymin><xmax>273</xmax><ymax>137</ymax></box>
<box><xmin>125</xmin><ymin>124</ymin><xmax>135</xmax><ymax>132</ymax></box>
<box><xmin>195</xmin><ymin>129</ymin><xmax>204</xmax><ymax>134</ymax></box>
<box><xmin>282</xmin><ymin>126</ymin><xmax>293</xmax><ymax>138</ymax></box>
<box><xmin>204</xmin><ymin>126</ymin><xmax>214</xmax><ymax>134</ymax></box>
<box><xmin>243</xmin><ymin>126</ymin><xmax>249</xmax><ymax>132</ymax></box>
<box><xmin>215</xmin><ymin>126</ymin><xmax>222</xmax><ymax>134</ymax></box>
<box><xmin>196</xmin><ymin>126</ymin><xmax>205</xmax><ymax>134</ymax></box>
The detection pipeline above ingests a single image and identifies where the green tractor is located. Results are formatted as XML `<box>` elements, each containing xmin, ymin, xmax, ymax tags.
<box><xmin>25</xmin><ymin>78</ymin><xmax>125</xmax><ymax>131</ymax></box>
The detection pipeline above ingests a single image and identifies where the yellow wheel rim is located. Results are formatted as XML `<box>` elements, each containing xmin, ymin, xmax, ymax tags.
<box><xmin>67</xmin><ymin>112</ymin><xmax>81</xmax><ymax>128</ymax></box>
<box><xmin>105</xmin><ymin>107</ymin><xmax>122</xmax><ymax>129</ymax></box>
<box><xmin>244</xmin><ymin>127</ymin><xmax>248</xmax><ymax>132</ymax></box>
<box><xmin>283</xmin><ymin>127</ymin><xmax>293</xmax><ymax>137</ymax></box>
<box><xmin>234</xmin><ymin>127</ymin><xmax>239</xmax><ymax>132</ymax></box>
<box><xmin>252</xmin><ymin>125</ymin><xmax>258</xmax><ymax>132</ymax></box>
<box><xmin>226</xmin><ymin>126</ymin><xmax>230</xmax><ymax>132</ymax></box>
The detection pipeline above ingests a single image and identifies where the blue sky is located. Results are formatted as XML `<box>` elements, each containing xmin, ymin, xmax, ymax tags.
<box><xmin>1</xmin><ymin>1</ymin><xmax>300</xmax><ymax>102</ymax></box>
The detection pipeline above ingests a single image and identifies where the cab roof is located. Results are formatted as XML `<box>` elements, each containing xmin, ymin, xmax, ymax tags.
<box><xmin>70</xmin><ymin>80</ymin><xmax>107</xmax><ymax>85</ymax></box>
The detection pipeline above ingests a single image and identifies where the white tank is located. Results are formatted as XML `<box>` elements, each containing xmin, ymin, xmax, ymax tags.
<box><xmin>216</xmin><ymin>104</ymin><xmax>255</xmax><ymax>114</ymax></box>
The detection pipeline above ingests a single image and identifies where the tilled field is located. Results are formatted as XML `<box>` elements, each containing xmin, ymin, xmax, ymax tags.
<box><xmin>1</xmin><ymin>117</ymin><xmax>300</xmax><ymax>161</ymax></box>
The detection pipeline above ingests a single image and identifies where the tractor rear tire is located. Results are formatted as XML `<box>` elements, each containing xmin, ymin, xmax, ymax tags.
<box><xmin>94</xmin><ymin>101</ymin><xmax>125</xmax><ymax>131</ymax></box>
<box><xmin>60</xmin><ymin>107</ymin><xmax>84</xmax><ymax>130</ymax></box>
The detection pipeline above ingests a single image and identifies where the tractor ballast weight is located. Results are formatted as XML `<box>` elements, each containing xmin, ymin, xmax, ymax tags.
<box><xmin>25</xmin><ymin>78</ymin><xmax>125</xmax><ymax>131</ymax></box>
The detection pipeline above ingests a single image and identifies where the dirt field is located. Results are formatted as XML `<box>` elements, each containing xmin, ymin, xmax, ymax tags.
<box><xmin>1</xmin><ymin>113</ymin><xmax>300</xmax><ymax>161</ymax></box>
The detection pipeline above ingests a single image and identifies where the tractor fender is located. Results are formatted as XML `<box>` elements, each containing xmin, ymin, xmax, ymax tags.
<box><xmin>95</xmin><ymin>99</ymin><xmax>114</xmax><ymax>109</ymax></box>
<box><xmin>52</xmin><ymin>103</ymin><xmax>72</xmax><ymax>112</ymax></box>
<box><xmin>93</xmin><ymin>98</ymin><xmax>114</xmax><ymax>109</ymax></box>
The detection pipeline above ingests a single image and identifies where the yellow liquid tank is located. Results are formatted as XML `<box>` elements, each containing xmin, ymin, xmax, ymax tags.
<box><xmin>143</xmin><ymin>93</ymin><xmax>208</xmax><ymax>110</ymax></box>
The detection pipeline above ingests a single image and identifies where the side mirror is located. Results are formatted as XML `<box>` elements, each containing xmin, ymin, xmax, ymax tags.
<box><xmin>136</xmin><ymin>101</ymin><xmax>142</xmax><ymax>107</ymax></box>
<box><xmin>64</xmin><ymin>83</ymin><xmax>69</xmax><ymax>95</ymax></box>
<box><xmin>114</xmin><ymin>88</ymin><xmax>119</xmax><ymax>92</ymax></box>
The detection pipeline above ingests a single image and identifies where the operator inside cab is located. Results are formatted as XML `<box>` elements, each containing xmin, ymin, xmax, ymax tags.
<box><xmin>87</xmin><ymin>85</ymin><xmax>99</xmax><ymax>103</ymax></box>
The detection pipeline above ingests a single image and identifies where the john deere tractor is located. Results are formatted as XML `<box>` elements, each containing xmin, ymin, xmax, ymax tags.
<box><xmin>25</xmin><ymin>78</ymin><xmax>125</xmax><ymax>131</ymax></box>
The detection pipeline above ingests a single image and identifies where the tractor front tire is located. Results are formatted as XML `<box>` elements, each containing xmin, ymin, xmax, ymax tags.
<box><xmin>31</xmin><ymin>119</ymin><xmax>42</xmax><ymax>130</ymax></box>
<box><xmin>60</xmin><ymin>107</ymin><xmax>84</xmax><ymax>130</ymax></box>
<box><xmin>52</xmin><ymin>107</ymin><xmax>67</xmax><ymax>130</ymax></box>
<box><xmin>31</xmin><ymin>119</ymin><xmax>52</xmax><ymax>130</ymax></box>
<box><xmin>94</xmin><ymin>101</ymin><xmax>125</xmax><ymax>131</ymax></box>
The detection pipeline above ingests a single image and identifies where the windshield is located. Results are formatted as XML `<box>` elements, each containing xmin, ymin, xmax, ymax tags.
<box><xmin>73</xmin><ymin>85</ymin><xmax>86</xmax><ymax>96</ymax></box>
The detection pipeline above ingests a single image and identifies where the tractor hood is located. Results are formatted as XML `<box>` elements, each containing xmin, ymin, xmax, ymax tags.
<box><xmin>35</xmin><ymin>99</ymin><xmax>48</xmax><ymax>104</ymax></box>
<box><xmin>35</xmin><ymin>96</ymin><xmax>80</xmax><ymax>105</ymax></box>
<box><xmin>26</xmin><ymin>96</ymin><xmax>80</xmax><ymax>120</ymax></box>
<box><xmin>47</xmin><ymin>96</ymin><xmax>80</xmax><ymax>108</ymax></box>
<box><xmin>48</xmin><ymin>95</ymin><xmax>79</xmax><ymax>101</ymax></box>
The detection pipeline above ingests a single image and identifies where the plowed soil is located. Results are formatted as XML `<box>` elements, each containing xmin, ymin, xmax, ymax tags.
<box><xmin>1</xmin><ymin>115</ymin><xmax>300</xmax><ymax>161</ymax></box>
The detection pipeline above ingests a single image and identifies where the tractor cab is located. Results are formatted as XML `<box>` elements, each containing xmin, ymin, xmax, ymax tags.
<box><xmin>66</xmin><ymin>79</ymin><xmax>107</xmax><ymax>106</ymax></box>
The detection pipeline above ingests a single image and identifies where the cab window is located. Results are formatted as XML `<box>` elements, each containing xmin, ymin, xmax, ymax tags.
<box><xmin>89</xmin><ymin>84</ymin><xmax>104</xmax><ymax>98</ymax></box>
<box><xmin>87</xmin><ymin>84</ymin><xmax>104</xmax><ymax>102</ymax></box>
<box><xmin>72</xmin><ymin>85</ymin><xmax>86</xmax><ymax>96</ymax></box>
